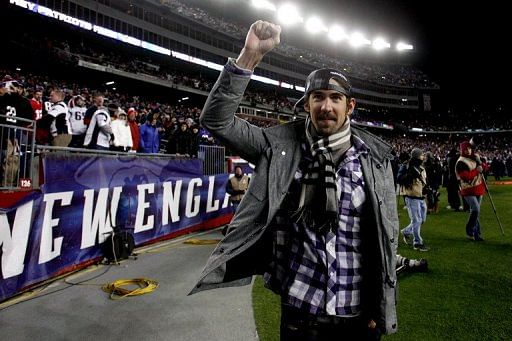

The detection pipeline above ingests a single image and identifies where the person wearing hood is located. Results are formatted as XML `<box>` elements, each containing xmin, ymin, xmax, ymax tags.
<box><xmin>399</xmin><ymin>148</ymin><xmax>429</xmax><ymax>251</ymax></box>
<box><xmin>139</xmin><ymin>113</ymin><xmax>160</xmax><ymax>153</ymax></box>
<box><xmin>110</xmin><ymin>109</ymin><xmax>133</xmax><ymax>152</ymax></box>
<box><xmin>456</xmin><ymin>141</ymin><xmax>485</xmax><ymax>241</ymax></box>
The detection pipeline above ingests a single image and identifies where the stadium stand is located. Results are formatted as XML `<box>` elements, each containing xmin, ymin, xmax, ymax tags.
<box><xmin>1</xmin><ymin>0</ymin><xmax>511</xmax><ymax>190</ymax></box>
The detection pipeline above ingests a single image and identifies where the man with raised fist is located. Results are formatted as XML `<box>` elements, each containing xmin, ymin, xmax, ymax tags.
<box><xmin>192</xmin><ymin>20</ymin><xmax>398</xmax><ymax>340</ymax></box>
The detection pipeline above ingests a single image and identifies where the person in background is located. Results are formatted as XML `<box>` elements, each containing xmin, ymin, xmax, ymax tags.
<box><xmin>399</xmin><ymin>148</ymin><xmax>429</xmax><ymax>251</ymax></box>
<box><xmin>67</xmin><ymin>95</ymin><xmax>87</xmax><ymax>148</ymax></box>
<box><xmin>174</xmin><ymin>121</ymin><xmax>191</xmax><ymax>156</ymax></box>
<box><xmin>225</xmin><ymin>165</ymin><xmax>250</xmax><ymax>214</ymax></box>
<box><xmin>127</xmin><ymin>107</ymin><xmax>140</xmax><ymax>152</ymax></box>
<box><xmin>47</xmin><ymin>89</ymin><xmax>70</xmax><ymax>147</ymax></box>
<box><xmin>83</xmin><ymin>92</ymin><xmax>104</xmax><ymax>127</ymax></box>
<box><xmin>0</xmin><ymin>78</ymin><xmax>33</xmax><ymax>187</ymax></box>
<box><xmin>424</xmin><ymin>152</ymin><xmax>442</xmax><ymax>214</ymax></box>
<box><xmin>110</xmin><ymin>108</ymin><xmax>133</xmax><ymax>152</ymax></box>
<box><xmin>445</xmin><ymin>148</ymin><xmax>463</xmax><ymax>211</ymax></box>
<box><xmin>28</xmin><ymin>89</ymin><xmax>43</xmax><ymax>121</ymax></box>
<box><xmin>456</xmin><ymin>141</ymin><xmax>485</xmax><ymax>241</ymax></box>
<box><xmin>83</xmin><ymin>103</ymin><xmax>115</xmax><ymax>151</ymax></box>
<box><xmin>189</xmin><ymin>124</ymin><xmax>200</xmax><ymax>158</ymax></box>
<box><xmin>139</xmin><ymin>113</ymin><xmax>160</xmax><ymax>153</ymax></box>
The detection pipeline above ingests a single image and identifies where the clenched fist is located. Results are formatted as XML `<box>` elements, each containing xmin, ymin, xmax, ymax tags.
<box><xmin>236</xmin><ymin>20</ymin><xmax>281</xmax><ymax>70</ymax></box>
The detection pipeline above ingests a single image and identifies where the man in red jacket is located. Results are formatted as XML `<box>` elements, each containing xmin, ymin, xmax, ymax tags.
<box><xmin>456</xmin><ymin>141</ymin><xmax>486</xmax><ymax>241</ymax></box>
<box><xmin>127</xmin><ymin>107</ymin><xmax>140</xmax><ymax>152</ymax></box>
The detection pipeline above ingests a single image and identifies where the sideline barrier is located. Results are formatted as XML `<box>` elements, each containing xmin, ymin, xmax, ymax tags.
<box><xmin>1</xmin><ymin>115</ymin><xmax>36</xmax><ymax>190</ymax></box>
<box><xmin>0</xmin><ymin>152</ymin><xmax>233</xmax><ymax>301</ymax></box>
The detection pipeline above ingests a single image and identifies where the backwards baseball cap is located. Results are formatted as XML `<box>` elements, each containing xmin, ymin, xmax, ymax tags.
<box><xmin>294</xmin><ymin>68</ymin><xmax>352</xmax><ymax>111</ymax></box>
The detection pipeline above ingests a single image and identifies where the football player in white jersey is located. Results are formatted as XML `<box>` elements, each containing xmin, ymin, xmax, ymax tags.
<box><xmin>48</xmin><ymin>89</ymin><xmax>70</xmax><ymax>146</ymax></box>
<box><xmin>67</xmin><ymin>95</ymin><xmax>87</xmax><ymax>148</ymax></box>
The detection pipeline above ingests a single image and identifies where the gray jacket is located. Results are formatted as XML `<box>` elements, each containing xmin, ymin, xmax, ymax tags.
<box><xmin>191</xmin><ymin>66</ymin><xmax>399</xmax><ymax>334</ymax></box>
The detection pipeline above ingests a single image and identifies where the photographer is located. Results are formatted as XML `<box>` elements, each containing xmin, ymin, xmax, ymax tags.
<box><xmin>456</xmin><ymin>141</ymin><xmax>485</xmax><ymax>241</ymax></box>
<box><xmin>398</xmin><ymin>148</ymin><xmax>429</xmax><ymax>251</ymax></box>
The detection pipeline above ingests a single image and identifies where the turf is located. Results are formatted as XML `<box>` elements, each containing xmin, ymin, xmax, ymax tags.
<box><xmin>252</xmin><ymin>181</ymin><xmax>512</xmax><ymax>340</ymax></box>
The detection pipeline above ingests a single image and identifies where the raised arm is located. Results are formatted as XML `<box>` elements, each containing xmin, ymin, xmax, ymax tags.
<box><xmin>199</xmin><ymin>20</ymin><xmax>281</xmax><ymax>164</ymax></box>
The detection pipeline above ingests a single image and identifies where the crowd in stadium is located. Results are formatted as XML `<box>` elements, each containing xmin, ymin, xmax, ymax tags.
<box><xmin>159</xmin><ymin>0</ymin><xmax>438</xmax><ymax>89</ymax></box>
<box><xmin>13</xmin><ymin>30</ymin><xmax>512</xmax><ymax>133</ymax></box>
<box><xmin>2</xmin><ymin>65</ymin><xmax>511</xmax><ymax>181</ymax></box>
<box><xmin>0</xmin><ymin>69</ymin><xmax>216</xmax><ymax>156</ymax></box>
<box><xmin>15</xmin><ymin>29</ymin><xmax>297</xmax><ymax>114</ymax></box>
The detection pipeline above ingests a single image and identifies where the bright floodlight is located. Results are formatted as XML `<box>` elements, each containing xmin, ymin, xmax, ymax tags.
<box><xmin>305</xmin><ymin>17</ymin><xmax>327</xmax><ymax>34</ymax></box>
<box><xmin>396</xmin><ymin>42</ymin><xmax>414</xmax><ymax>51</ymax></box>
<box><xmin>277</xmin><ymin>3</ymin><xmax>302</xmax><ymax>26</ymax></box>
<box><xmin>349</xmin><ymin>32</ymin><xmax>371</xmax><ymax>48</ymax></box>
<box><xmin>372</xmin><ymin>37</ymin><xmax>391</xmax><ymax>50</ymax></box>
<box><xmin>251</xmin><ymin>0</ymin><xmax>276</xmax><ymax>11</ymax></box>
<box><xmin>328</xmin><ymin>25</ymin><xmax>348</xmax><ymax>42</ymax></box>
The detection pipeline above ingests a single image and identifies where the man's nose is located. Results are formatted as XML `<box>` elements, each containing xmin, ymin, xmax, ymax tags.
<box><xmin>321</xmin><ymin>98</ymin><xmax>333</xmax><ymax>112</ymax></box>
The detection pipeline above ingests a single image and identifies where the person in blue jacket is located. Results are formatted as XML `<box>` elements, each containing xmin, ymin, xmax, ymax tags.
<box><xmin>139</xmin><ymin>113</ymin><xmax>160</xmax><ymax>153</ymax></box>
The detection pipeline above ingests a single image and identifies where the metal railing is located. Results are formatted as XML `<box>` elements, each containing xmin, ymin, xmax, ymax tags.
<box><xmin>1</xmin><ymin>115</ymin><xmax>36</xmax><ymax>190</ymax></box>
<box><xmin>199</xmin><ymin>145</ymin><xmax>226</xmax><ymax>175</ymax></box>
<box><xmin>1</xmin><ymin>114</ymin><xmax>227</xmax><ymax>190</ymax></box>
<box><xmin>38</xmin><ymin>144</ymin><xmax>226</xmax><ymax>176</ymax></box>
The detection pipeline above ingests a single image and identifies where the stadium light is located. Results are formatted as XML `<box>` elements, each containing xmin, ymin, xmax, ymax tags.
<box><xmin>305</xmin><ymin>17</ymin><xmax>327</xmax><ymax>34</ymax></box>
<box><xmin>251</xmin><ymin>0</ymin><xmax>276</xmax><ymax>11</ymax></box>
<box><xmin>276</xmin><ymin>3</ymin><xmax>303</xmax><ymax>26</ymax></box>
<box><xmin>372</xmin><ymin>37</ymin><xmax>391</xmax><ymax>50</ymax></box>
<box><xmin>328</xmin><ymin>25</ymin><xmax>348</xmax><ymax>42</ymax></box>
<box><xmin>396</xmin><ymin>42</ymin><xmax>414</xmax><ymax>51</ymax></box>
<box><xmin>349</xmin><ymin>32</ymin><xmax>371</xmax><ymax>48</ymax></box>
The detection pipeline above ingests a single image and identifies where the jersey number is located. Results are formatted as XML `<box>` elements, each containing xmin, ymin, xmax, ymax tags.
<box><xmin>6</xmin><ymin>106</ymin><xmax>17</xmax><ymax>123</ymax></box>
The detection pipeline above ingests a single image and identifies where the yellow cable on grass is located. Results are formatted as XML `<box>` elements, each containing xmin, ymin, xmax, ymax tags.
<box><xmin>102</xmin><ymin>278</ymin><xmax>158</xmax><ymax>300</ymax></box>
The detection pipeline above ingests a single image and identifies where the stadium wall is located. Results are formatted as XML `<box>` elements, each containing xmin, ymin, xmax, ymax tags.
<box><xmin>0</xmin><ymin>153</ymin><xmax>233</xmax><ymax>301</ymax></box>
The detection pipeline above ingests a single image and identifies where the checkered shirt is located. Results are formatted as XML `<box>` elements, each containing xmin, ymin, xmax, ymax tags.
<box><xmin>265</xmin><ymin>135</ymin><xmax>368</xmax><ymax>317</ymax></box>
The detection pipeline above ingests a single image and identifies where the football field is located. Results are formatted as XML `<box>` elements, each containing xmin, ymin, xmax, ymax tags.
<box><xmin>252</xmin><ymin>181</ymin><xmax>512</xmax><ymax>340</ymax></box>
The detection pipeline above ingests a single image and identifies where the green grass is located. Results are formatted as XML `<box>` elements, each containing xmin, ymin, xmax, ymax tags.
<box><xmin>252</xmin><ymin>181</ymin><xmax>512</xmax><ymax>340</ymax></box>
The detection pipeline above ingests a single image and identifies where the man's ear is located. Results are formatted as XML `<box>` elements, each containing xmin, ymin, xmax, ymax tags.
<box><xmin>346</xmin><ymin>97</ymin><xmax>356</xmax><ymax>116</ymax></box>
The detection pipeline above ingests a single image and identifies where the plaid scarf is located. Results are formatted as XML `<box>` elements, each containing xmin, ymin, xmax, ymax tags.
<box><xmin>293</xmin><ymin>116</ymin><xmax>352</xmax><ymax>233</ymax></box>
